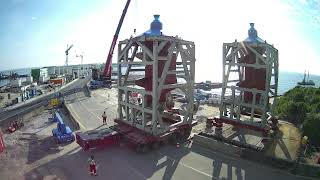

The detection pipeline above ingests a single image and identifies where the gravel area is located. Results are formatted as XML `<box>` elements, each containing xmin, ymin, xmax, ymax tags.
<box><xmin>192</xmin><ymin>104</ymin><xmax>220</xmax><ymax>135</ymax></box>
<box><xmin>0</xmin><ymin>106</ymin><xmax>78</xmax><ymax>180</ymax></box>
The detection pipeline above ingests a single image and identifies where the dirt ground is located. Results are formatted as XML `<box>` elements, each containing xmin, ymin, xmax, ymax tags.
<box><xmin>0</xmin><ymin>107</ymin><xmax>78</xmax><ymax>180</ymax></box>
<box><xmin>192</xmin><ymin>105</ymin><xmax>304</xmax><ymax>162</ymax></box>
<box><xmin>191</xmin><ymin>104</ymin><xmax>220</xmax><ymax>135</ymax></box>
<box><xmin>264</xmin><ymin>121</ymin><xmax>301</xmax><ymax>161</ymax></box>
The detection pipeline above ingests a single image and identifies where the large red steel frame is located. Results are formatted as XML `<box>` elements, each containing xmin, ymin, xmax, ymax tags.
<box><xmin>237</xmin><ymin>49</ymin><xmax>266</xmax><ymax>103</ymax></box>
<box><xmin>135</xmin><ymin>41</ymin><xmax>177</xmax><ymax>106</ymax></box>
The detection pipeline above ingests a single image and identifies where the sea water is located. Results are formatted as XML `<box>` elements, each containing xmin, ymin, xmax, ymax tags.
<box><xmin>1</xmin><ymin>67</ymin><xmax>319</xmax><ymax>95</ymax></box>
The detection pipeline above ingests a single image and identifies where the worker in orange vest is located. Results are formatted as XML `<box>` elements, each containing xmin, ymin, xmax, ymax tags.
<box><xmin>88</xmin><ymin>155</ymin><xmax>97</xmax><ymax>176</ymax></box>
<box><xmin>102</xmin><ymin>111</ymin><xmax>107</xmax><ymax>125</ymax></box>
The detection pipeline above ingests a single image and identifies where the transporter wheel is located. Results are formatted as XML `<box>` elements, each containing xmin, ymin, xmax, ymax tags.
<box><xmin>141</xmin><ymin>144</ymin><xmax>149</xmax><ymax>153</ymax></box>
<box><xmin>151</xmin><ymin>141</ymin><xmax>160</xmax><ymax>150</ymax></box>
<box><xmin>136</xmin><ymin>143</ymin><xmax>149</xmax><ymax>153</ymax></box>
<box><xmin>176</xmin><ymin>127</ymin><xmax>191</xmax><ymax>141</ymax></box>
<box><xmin>169</xmin><ymin>133</ymin><xmax>178</xmax><ymax>144</ymax></box>
<box><xmin>135</xmin><ymin>144</ymin><xmax>141</xmax><ymax>153</ymax></box>
<box><xmin>71</xmin><ymin>136</ymin><xmax>75</xmax><ymax>142</ymax></box>
<box><xmin>183</xmin><ymin>127</ymin><xmax>192</xmax><ymax>139</ymax></box>
<box><xmin>160</xmin><ymin>138</ymin><xmax>169</xmax><ymax>145</ymax></box>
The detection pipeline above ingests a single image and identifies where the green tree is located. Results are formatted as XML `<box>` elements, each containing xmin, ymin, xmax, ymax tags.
<box><xmin>286</xmin><ymin>101</ymin><xmax>309</xmax><ymax>124</ymax></box>
<box><xmin>303</xmin><ymin>113</ymin><xmax>320</xmax><ymax>145</ymax></box>
<box><xmin>311</xmin><ymin>102</ymin><xmax>320</xmax><ymax>113</ymax></box>
<box><xmin>275</xmin><ymin>86</ymin><xmax>320</xmax><ymax>124</ymax></box>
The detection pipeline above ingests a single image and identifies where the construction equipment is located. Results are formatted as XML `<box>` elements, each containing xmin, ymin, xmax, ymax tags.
<box><xmin>210</xmin><ymin>23</ymin><xmax>278</xmax><ymax>136</ymax></box>
<box><xmin>115</xmin><ymin>14</ymin><xmax>197</xmax><ymax>152</ymax></box>
<box><xmin>52</xmin><ymin>112</ymin><xmax>75</xmax><ymax>143</ymax></box>
<box><xmin>7</xmin><ymin>120</ymin><xmax>24</xmax><ymax>133</ymax></box>
<box><xmin>77</xmin><ymin>15</ymin><xmax>197</xmax><ymax>152</ymax></box>
<box><xmin>89</xmin><ymin>79</ymin><xmax>111</xmax><ymax>89</ymax></box>
<box><xmin>48</xmin><ymin>93</ymin><xmax>63</xmax><ymax>109</ymax></box>
<box><xmin>76</xmin><ymin>128</ymin><xmax>120</xmax><ymax>151</ymax></box>
<box><xmin>65</xmin><ymin>44</ymin><xmax>74</xmax><ymax>66</ymax></box>
<box><xmin>76</xmin><ymin>53</ymin><xmax>85</xmax><ymax>78</ymax></box>
<box><xmin>102</xmin><ymin>0</ymin><xmax>131</xmax><ymax>84</ymax></box>
<box><xmin>48</xmin><ymin>98</ymin><xmax>60</xmax><ymax>108</ymax></box>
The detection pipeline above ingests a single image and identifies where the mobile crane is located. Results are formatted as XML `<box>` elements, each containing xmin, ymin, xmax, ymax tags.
<box><xmin>102</xmin><ymin>0</ymin><xmax>131</xmax><ymax>84</ymax></box>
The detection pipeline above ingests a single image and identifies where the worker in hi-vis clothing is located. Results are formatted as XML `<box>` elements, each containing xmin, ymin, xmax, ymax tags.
<box><xmin>88</xmin><ymin>155</ymin><xmax>97</xmax><ymax>176</ymax></box>
<box><xmin>102</xmin><ymin>111</ymin><xmax>107</xmax><ymax>125</ymax></box>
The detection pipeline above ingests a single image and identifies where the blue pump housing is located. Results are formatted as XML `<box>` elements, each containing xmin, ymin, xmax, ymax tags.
<box><xmin>143</xmin><ymin>15</ymin><xmax>163</xmax><ymax>36</ymax></box>
<box><xmin>244</xmin><ymin>23</ymin><xmax>264</xmax><ymax>43</ymax></box>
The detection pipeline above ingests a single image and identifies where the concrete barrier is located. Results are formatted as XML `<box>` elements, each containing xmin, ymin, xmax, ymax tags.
<box><xmin>0</xmin><ymin>86</ymin><xmax>86</xmax><ymax>123</ymax></box>
<box><xmin>62</xmin><ymin>103</ymin><xmax>81</xmax><ymax>130</ymax></box>
<box><xmin>194</xmin><ymin>133</ymin><xmax>320</xmax><ymax>179</ymax></box>
<box><xmin>83</xmin><ymin>85</ymin><xmax>91</xmax><ymax>97</ymax></box>
<box><xmin>193</xmin><ymin>134</ymin><xmax>242</xmax><ymax>156</ymax></box>
<box><xmin>295</xmin><ymin>163</ymin><xmax>320</xmax><ymax>178</ymax></box>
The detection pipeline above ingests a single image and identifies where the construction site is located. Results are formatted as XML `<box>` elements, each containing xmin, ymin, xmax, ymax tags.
<box><xmin>1</xmin><ymin>1</ymin><xmax>319</xmax><ymax>180</ymax></box>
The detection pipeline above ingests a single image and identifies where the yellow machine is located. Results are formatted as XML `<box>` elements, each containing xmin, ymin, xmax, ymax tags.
<box><xmin>49</xmin><ymin>98</ymin><xmax>60</xmax><ymax>108</ymax></box>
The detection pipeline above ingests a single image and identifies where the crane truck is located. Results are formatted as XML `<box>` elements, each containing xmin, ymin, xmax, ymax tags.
<box><xmin>90</xmin><ymin>0</ymin><xmax>131</xmax><ymax>88</ymax></box>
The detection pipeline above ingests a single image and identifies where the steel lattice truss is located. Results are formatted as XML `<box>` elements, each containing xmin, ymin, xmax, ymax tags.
<box><xmin>220</xmin><ymin>41</ymin><xmax>278</xmax><ymax>130</ymax></box>
<box><xmin>117</xmin><ymin>35</ymin><xmax>196</xmax><ymax>135</ymax></box>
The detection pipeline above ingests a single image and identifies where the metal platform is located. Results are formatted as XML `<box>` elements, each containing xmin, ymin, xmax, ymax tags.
<box><xmin>76</xmin><ymin>127</ymin><xmax>120</xmax><ymax>151</ymax></box>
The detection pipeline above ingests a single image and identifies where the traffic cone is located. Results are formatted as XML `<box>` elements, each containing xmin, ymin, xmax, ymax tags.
<box><xmin>176</xmin><ymin>142</ymin><xmax>180</xmax><ymax>148</ymax></box>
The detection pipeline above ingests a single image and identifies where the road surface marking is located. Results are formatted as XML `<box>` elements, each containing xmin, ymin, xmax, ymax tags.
<box><xmin>75</xmin><ymin>92</ymin><xmax>102</xmax><ymax>121</ymax></box>
<box><xmin>76</xmin><ymin>92</ymin><xmax>117</xmax><ymax>120</ymax></box>
<box><xmin>157</xmin><ymin>152</ymin><xmax>217</xmax><ymax>179</ymax></box>
<box><xmin>112</xmin><ymin>152</ymin><xmax>149</xmax><ymax>179</ymax></box>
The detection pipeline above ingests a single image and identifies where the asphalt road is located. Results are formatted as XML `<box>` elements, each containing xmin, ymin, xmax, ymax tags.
<box><xmin>62</xmin><ymin>87</ymin><xmax>313</xmax><ymax>180</ymax></box>
<box><xmin>25</xmin><ymin>136</ymin><xmax>311</xmax><ymax>180</ymax></box>
<box><xmin>64</xmin><ymin>88</ymin><xmax>118</xmax><ymax>129</ymax></box>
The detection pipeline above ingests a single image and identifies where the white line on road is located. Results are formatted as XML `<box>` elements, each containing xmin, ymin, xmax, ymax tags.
<box><xmin>75</xmin><ymin>92</ymin><xmax>102</xmax><ymax>122</ymax></box>
<box><xmin>157</xmin><ymin>152</ymin><xmax>218</xmax><ymax>179</ymax></box>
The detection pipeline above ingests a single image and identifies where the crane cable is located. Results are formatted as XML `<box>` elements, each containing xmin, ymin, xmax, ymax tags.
<box><xmin>129</xmin><ymin>0</ymin><xmax>138</xmax><ymax>38</ymax></box>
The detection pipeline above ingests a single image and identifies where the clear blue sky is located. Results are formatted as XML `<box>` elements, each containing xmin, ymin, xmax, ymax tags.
<box><xmin>0</xmin><ymin>0</ymin><xmax>319</xmax><ymax>82</ymax></box>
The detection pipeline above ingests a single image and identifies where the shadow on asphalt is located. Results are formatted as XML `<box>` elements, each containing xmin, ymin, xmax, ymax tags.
<box><xmin>190</xmin><ymin>144</ymin><xmax>245</xmax><ymax>180</ymax></box>
<box><xmin>22</xmin><ymin>140</ymin><xmax>220</xmax><ymax>180</ymax></box>
<box><xmin>26</xmin><ymin>135</ymin><xmax>67</xmax><ymax>164</ymax></box>
<box><xmin>23</xmin><ymin>138</ymin><xmax>295</xmax><ymax>180</ymax></box>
